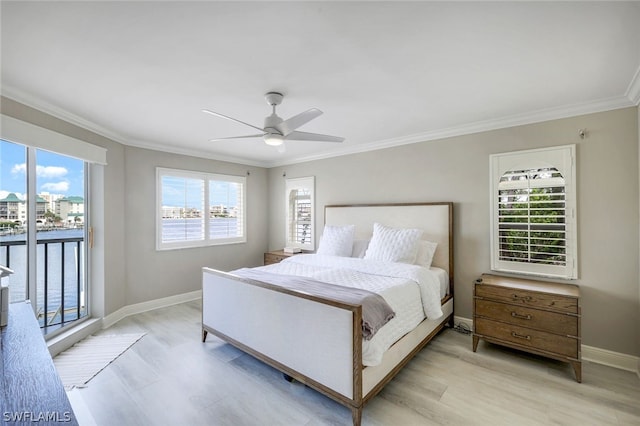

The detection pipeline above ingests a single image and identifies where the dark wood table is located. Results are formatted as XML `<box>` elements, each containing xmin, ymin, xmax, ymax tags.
<box><xmin>1</xmin><ymin>301</ymin><xmax>78</xmax><ymax>425</ymax></box>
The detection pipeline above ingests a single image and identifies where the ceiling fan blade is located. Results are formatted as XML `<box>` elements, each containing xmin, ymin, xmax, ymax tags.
<box><xmin>276</xmin><ymin>108</ymin><xmax>323</xmax><ymax>136</ymax></box>
<box><xmin>202</xmin><ymin>109</ymin><xmax>265</xmax><ymax>133</ymax></box>
<box><xmin>208</xmin><ymin>134</ymin><xmax>264</xmax><ymax>142</ymax></box>
<box><xmin>285</xmin><ymin>131</ymin><xmax>344</xmax><ymax>143</ymax></box>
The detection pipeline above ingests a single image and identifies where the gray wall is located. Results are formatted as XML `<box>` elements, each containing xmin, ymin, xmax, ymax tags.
<box><xmin>3</xmin><ymin>95</ymin><xmax>639</xmax><ymax>357</ymax></box>
<box><xmin>267</xmin><ymin>107</ymin><xmax>640</xmax><ymax>357</ymax></box>
<box><xmin>123</xmin><ymin>146</ymin><xmax>268</xmax><ymax>305</ymax></box>
<box><xmin>0</xmin><ymin>97</ymin><xmax>269</xmax><ymax>315</ymax></box>
<box><xmin>1</xmin><ymin>97</ymin><xmax>127</xmax><ymax>317</ymax></box>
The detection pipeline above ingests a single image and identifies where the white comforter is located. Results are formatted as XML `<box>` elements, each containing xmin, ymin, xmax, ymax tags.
<box><xmin>256</xmin><ymin>254</ymin><xmax>444</xmax><ymax>366</ymax></box>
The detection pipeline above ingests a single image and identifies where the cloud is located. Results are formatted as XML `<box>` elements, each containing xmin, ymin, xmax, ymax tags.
<box><xmin>11</xmin><ymin>163</ymin><xmax>26</xmax><ymax>174</ymax></box>
<box><xmin>37</xmin><ymin>165</ymin><xmax>68</xmax><ymax>178</ymax></box>
<box><xmin>10</xmin><ymin>163</ymin><xmax>68</xmax><ymax>178</ymax></box>
<box><xmin>41</xmin><ymin>181</ymin><xmax>70</xmax><ymax>192</ymax></box>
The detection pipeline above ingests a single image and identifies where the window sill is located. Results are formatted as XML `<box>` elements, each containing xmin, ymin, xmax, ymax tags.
<box><xmin>46</xmin><ymin>317</ymin><xmax>102</xmax><ymax>357</ymax></box>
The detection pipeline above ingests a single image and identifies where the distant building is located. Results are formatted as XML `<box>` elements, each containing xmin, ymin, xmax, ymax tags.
<box><xmin>35</xmin><ymin>195</ymin><xmax>47</xmax><ymax>222</ymax></box>
<box><xmin>0</xmin><ymin>193</ymin><xmax>85</xmax><ymax>226</ymax></box>
<box><xmin>210</xmin><ymin>204</ymin><xmax>237</xmax><ymax>217</ymax></box>
<box><xmin>162</xmin><ymin>206</ymin><xmax>182</xmax><ymax>219</ymax></box>
<box><xmin>56</xmin><ymin>196</ymin><xmax>84</xmax><ymax>224</ymax></box>
<box><xmin>0</xmin><ymin>193</ymin><xmax>23</xmax><ymax>222</ymax></box>
<box><xmin>39</xmin><ymin>192</ymin><xmax>64</xmax><ymax>214</ymax></box>
<box><xmin>0</xmin><ymin>193</ymin><xmax>47</xmax><ymax>225</ymax></box>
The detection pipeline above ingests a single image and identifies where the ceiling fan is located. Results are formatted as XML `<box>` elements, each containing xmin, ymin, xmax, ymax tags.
<box><xmin>203</xmin><ymin>92</ymin><xmax>344</xmax><ymax>147</ymax></box>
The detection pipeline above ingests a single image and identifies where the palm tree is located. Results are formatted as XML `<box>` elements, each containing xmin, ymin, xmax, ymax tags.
<box><xmin>44</xmin><ymin>210</ymin><xmax>56</xmax><ymax>228</ymax></box>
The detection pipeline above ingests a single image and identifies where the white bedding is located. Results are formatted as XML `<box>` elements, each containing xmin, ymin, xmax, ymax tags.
<box><xmin>254</xmin><ymin>254</ymin><xmax>446</xmax><ymax>366</ymax></box>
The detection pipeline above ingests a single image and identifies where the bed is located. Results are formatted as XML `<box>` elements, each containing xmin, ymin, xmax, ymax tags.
<box><xmin>202</xmin><ymin>202</ymin><xmax>454</xmax><ymax>425</ymax></box>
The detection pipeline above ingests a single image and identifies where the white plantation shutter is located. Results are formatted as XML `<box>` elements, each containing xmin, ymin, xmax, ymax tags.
<box><xmin>157</xmin><ymin>168</ymin><xmax>246</xmax><ymax>250</ymax></box>
<box><xmin>208</xmin><ymin>175</ymin><xmax>246</xmax><ymax>244</ymax></box>
<box><xmin>160</xmin><ymin>174</ymin><xmax>205</xmax><ymax>243</ymax></box>
<box><xmin>490</xmin><ymin>145</ymin><xmax>577</xmax><ymax>279</ymax></box>
<box><xmin>285</xmin><ymin>177</ymin><xmax>315</xmax><ymax>251</ymax></box>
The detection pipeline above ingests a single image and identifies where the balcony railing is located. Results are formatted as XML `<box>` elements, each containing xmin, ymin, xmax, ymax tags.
<box><xmin>1</xmin><ymin>236</ymin><xmax>86</xmax><ymax>331</ymax></box>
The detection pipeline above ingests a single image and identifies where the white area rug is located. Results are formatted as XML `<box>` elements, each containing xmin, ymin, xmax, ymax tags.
<box><xmin>54</xmin><ymin>333</ymin><xmax>145</xmax><ymax>390</ymax></box>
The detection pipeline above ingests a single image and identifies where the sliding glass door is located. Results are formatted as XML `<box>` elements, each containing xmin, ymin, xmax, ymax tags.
<box><xmin>1</xmin><ymin>140</ymin><xmax>89</xmax><ymax>334</ymax></box>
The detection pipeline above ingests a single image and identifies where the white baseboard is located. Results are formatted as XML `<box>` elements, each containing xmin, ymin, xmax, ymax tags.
<box><xmin>47</xmin><ymin>291</ymin><xmax>202</xmax><ymax>357</ymax></box>
<box><xmin>582</xmin><ymin>344</ymin><xmax>640</xmax><ymax>375</ymax></box>
<box><xmin>454</xmin><ymin>315</ymin><xmax>473</xmax><ymax>330</ymax></box>
<box><xmin>102</xmin><ymin>290</ymin><xmax>202</xmax><ymax>329</ymax></box>
<box><xmin>453</xmin><ymin>316</ymin><xmax>640</xmax><ymax>376</ymax></box>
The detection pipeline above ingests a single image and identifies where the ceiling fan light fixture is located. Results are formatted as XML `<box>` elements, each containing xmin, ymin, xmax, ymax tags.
<box><xmin>264</xmin><ymin>133</ymin><xmax>284</xmax><ymax>146</ymax></box>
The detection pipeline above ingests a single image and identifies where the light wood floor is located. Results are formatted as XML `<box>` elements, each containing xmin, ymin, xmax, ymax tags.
<box><xmin>68</xmin><ymin>300</ymin><xmax>640</xmax><ymax>425</ymax></box>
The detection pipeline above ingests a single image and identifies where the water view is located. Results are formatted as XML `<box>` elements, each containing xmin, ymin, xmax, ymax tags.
<box><xmin>1</xmin><ymin>228</ymin><xmax>85</xmax><ymax>327</ymax></box>
<box><xmin>162</xmin><ymin>217</ymin><xmax>240</xmax><ymax>241</ymax></box>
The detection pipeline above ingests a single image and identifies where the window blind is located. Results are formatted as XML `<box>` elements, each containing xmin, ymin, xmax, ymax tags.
<box><xmin>497</xmin><ymin>167</ymin><xmax>567</xmax><ymax>266</ymax></box>
<box><xmin>156</xmin><ymin>168</ymin><xmax>246</xmax><ymax>250</ymax></box>
<box><xmin>209</xmin><ymin>177</ymin><xmax>245</xmax><ymax>242</ymax></box>
<box><xmin>160</xmin><ymin>175</ymin><xmax>205</xmax><ymax>243</ymax></box>
<box><xmin>490</xmin><ymin>145</ymin><xmax>576</xmax><ymax>279</ymax></box>
<box><xmin>285</xmin><ymin>176</ymin><xmax>315</xmax><ymax>251</ymax></box>
<box><xmin>289</xmin><ymin>189</ymin><xmax>312</xmax><ymax>245</ymax></box>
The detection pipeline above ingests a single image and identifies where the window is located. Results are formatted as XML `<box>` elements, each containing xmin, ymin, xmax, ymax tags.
<box><xmin>156</xmin><ymin>168</ymin><xmax>246</xmax><ymax>250</ymax></box>
<box><xmin>490</xmin><ymin>145</ymin><xmax>577</xmax><ymax>279</ymax></box>
<box><xmin>1</xmin><ymin>140</ymin><xmax>91</xmax><ymax>334</ymax></box>
<box><xmin>285</xmin><ymin>176</ymin><xmax>314</xmax><ymax>251</ymax></box>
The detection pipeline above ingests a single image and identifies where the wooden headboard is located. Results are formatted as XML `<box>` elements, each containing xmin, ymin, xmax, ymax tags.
<box><xmin>324</xmin><ymin>202</ymin><xmax>454</xmax><ymax>289</ymax></box>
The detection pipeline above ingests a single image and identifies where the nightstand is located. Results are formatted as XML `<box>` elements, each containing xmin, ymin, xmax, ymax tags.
<box><xmin>473</xmin><ymin>273</ymin><xmax>582</xmax><ymax>382</ymax></box>
<box><xmin>263</xmin><ymin>250</ymin><xmax>300</xmax><ymax>265</ymax></box>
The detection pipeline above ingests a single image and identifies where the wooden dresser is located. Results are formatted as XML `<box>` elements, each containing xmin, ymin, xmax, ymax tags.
<box><xmin>473</xmin><ymin>274</ymin><xmax>581</xmax><ymax>382</ymax></box>
<box><xmin>263</xmin><ymin>250</ymin><xmax>300</xmax><ymax>265</ymax></box>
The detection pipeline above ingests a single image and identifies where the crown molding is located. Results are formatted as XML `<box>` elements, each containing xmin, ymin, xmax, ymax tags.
<box><xmin>1</xmin><ymin>86</ymin><xmax>132</xmax><ymax>147</ymax></box>
<box><xmin>626</xmin><ymin>65</ymin><xmax>640</xmax><ymax>106</ymax></box>
<box><xmin>2</xmin><ymin>85</ymin><xmax>635</xmax><ymax>170</ymax></box>
<box><xmin>265</xmin><ymin>95</ymin><xmax>635</xmax><ymax>168</ymax></box>
<box><xmin>121</xmin><ymin>138</ymin><xmax>268</xmax><ymax>168</ymax></box>
<box><xmin>1</xmin><ymin>87</ymin><xmax>268</xmax><ymax>168</ymax></box>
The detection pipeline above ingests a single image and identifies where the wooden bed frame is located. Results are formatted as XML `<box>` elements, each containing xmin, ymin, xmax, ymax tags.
<box><xmin>202</xmin><ymin>202</ymin><xmax>454</xmax><ymax>425</ymax></box>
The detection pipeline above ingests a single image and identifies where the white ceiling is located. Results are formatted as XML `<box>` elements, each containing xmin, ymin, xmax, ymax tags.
<box><xmin>2</xmin><ymin>1</ymin><xmax>640</xmax><ymax>168</ymax></box>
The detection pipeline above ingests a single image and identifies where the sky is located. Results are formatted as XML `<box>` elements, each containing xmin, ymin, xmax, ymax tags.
<box><xmin>161</xmin><ymin>175</ymin><xmax>240</xmax><ymax>209</ymax></box>
<box><xmin>2</xmin><ymin>139</ymin><xmax>238</xmax><ymax>209</ymax></box>
<box><xmin>0</xmin><ymin>140</ymin><xmax>238</xmax><ymax>208</ymax></box>
<box><xmin>0</xmin><ymin>139</ymin><xmax>85</xmax><ymax>200</ymax></box>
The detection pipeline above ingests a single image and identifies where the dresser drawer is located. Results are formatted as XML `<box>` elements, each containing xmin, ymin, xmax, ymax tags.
<box><xmin>264</xmin><ymin>253</ymin><xmax>286</xmax><ymax>265</ymax></box>
<box><xmin>475</xmin><ymin>299</ymin><xmax>578</xmax><ymax>336</ymax></box>
<box><xmin>476</xmin><ymin>284</ymin><xmax>578</xmax><ymax>314</ymax></box>
<box><xmin>475</xmin><ymin>318</ymin><xmax>579</xmax><ymax>358</ymax></box>
<box><xmin>264</xmin><ymin>251</ymin><xmax>298</xmax><ymax>265</ymax></box>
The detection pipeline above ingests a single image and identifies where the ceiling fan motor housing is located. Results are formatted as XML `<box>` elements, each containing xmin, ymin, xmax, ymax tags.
<box><xmin>265</xmin><ymin>91</ymin><xmax>284</xmax><ymax>106</ymax></box>
<box><xmin>264</xmin><ymin>117</ymin><xmax>283</xmax><ymax>135</ymax></box>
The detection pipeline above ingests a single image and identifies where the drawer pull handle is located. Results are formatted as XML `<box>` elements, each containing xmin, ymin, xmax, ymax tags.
<box><xmin>511</xmin><ymin>332</ymin><xmax>531</xmax><ymax>340</ymax></box>
<box><xmin>511</xmin><ymin>312</ymin><xmax>532</xmax><ymax>320</ymax></box>
<box><xmin>512</xmin><ymin>294</ymin><xmax>532</xmax><ymax>301</ymax></box>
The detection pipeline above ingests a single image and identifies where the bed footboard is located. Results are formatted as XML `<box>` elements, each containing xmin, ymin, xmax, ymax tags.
<box><xmin>202</xmin><ymin>267</ymin><xmax>364</xmax><ymax>417</ymax></box>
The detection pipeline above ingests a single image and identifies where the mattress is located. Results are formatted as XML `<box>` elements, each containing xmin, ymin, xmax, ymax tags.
<box><xmin>430</xmin><ymin>266</ymin><xmax>450</xmax><ymax>299</ymax></box>
<box><xmin>250</xmin><ymin>254</ymin><xmax>447</xmax><ymax>366</ymax></box>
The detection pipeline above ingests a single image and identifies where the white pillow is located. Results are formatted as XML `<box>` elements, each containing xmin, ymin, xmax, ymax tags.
<box><xmin>415</xmin><ymin>240</ymin><xmax>438</xmax><ymax>268</ymax></box>
<box><xmin>316</xmin><ymin>225</ymin><xmax>355</xmax><ymax>257</ymax></box>
<box><xmin>364</xmin><ymin>223</ymin><xmax>423</xmax><ymax>264</ymax></box>
<box><xmin>351</xmin><ymin>239</ymin><xmax>370</xmax><ymax>258</ymax></box>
